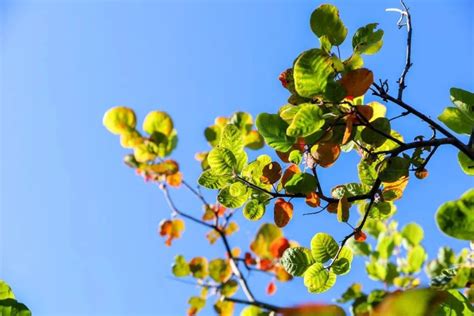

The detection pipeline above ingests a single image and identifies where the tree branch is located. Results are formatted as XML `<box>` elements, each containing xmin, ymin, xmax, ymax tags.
<box><xmin>372</xmin><ymin>84</ymin><xmax>474</xmax><ymax>159</ymax></box>
<box><xmin>160</xmin><ymin>184</ymin><xmax>257</xmax><ymax>303</ymax></box>
<box><xmin>222</xmin><ymin>297</ymin><xmax>281</xmax><ymax>312</ymax></box>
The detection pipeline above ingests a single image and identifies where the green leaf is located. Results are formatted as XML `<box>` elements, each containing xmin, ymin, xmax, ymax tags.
<box><xmin>377</xmin><ymin>157</ymin><xmax>410</xmax><ymax>183</ymax></box>
<box><xmin>319</xmin><ymin>35</ymin><xmax>332</xmax><ymax>54</ymax></box>
<box><xmin>0</xmin><ymin>299</ymin><xmax>31</xmax><ymax>316</ymax></box>
<box><xmin>221</xmin><ymin>279</ymin><xmax>239</xmax><ymax>297</ymax></box>
<box><xmin>332</xmin><ymin>247</ymin><xmax>353</xmax><ymax>275</ymax></box>
<box><xmin>188</xmin><ymin>296</ymin><xmax>206</xmax><ymax>315</ymax></box>
<box><xmin>229</xmin><ymin>182</ymin><xmax>247</xmax><ymax>197</ymax></box>
<box><xmin>172</xmin><ymin>255</ymin><xmax>191</xmax><ymax>277</ymax></box>
<box><xmin>243</xmin><ymin>200</ymin><xmax>265</xmax><ymax>221</ymax></box>
<box><xmin>207</xmin><ymin>147</ymin><xmax>237</xmax><ymax>176</ymax></box>
<box><xmin>286</xmin><ymin>103</ymin><xmax>325</xmax><ymax>137</ymax></box>
<box><xmin>256</xmin><ymin>113</ymin><xmax>296</xmax><ymax>152</ymax></box>
<box><xmin>376</xmin><ymin>235</ymin><xmax>395</xmax><ymax>260</ymax></box>
<box><xmin>217</xmin><ymin>186</ymin><xmax>248</xmax><ymax>209</ymax></box>
<box><xmin>352</xmin><ymin>23</ymin><xmax>384</xmax><ymax>55</ymax></box>
<box><xmin>450</xmin><ymin>88</ymin><xmax>474</xmax><ymax>119</ymax></box>
<box><xmin>337</xmin><ymin>283</ymin><xmax>363</xmax><ymax>303</ymax></box>
<box><xmin>240</xmin><ymin>305</ymin><xmax>269</xmax><ymax>316</ymax></box>
<box><xmin>457</xmin><ymin>151</ymin><xmax>474</xmax><ymax>176</ymax></box>
<box><xmin>293</xmin><ymin>49</ymin><xmax>335</xmax><ymax>98</ymax></box>
<box><xmin>205</xmin><ymin>125</ymin><xmax>222</xmax><ymax>147</ymax></box>
<box><xmin>401</xmin><ymin>222</ymin><xmax>424</xmax><ymax>246</ymax></box>
<box><xmin>209</xmin><ymin>259</ymin><xmax>232</xmax><ymax>283</ymax></box>
<box><xmin>220</xmin><ymin>124</ymin><xmax>248</xmax><ymax>172</ymax></box>
<box><xmin>436</xmin><ymin>188</ymin><xmax>474</xmax><ymax>240</ymax></box>
<box><xmin>310</xmin><ymin>4</ymin><xmax>347</xmax><ymax>46</ymax></box>
<box><xmin>103</xmin><ymin>106</ymin><xmax>137</xmax><ymax>135</ymax></box>
<box><xmin>198</xmin><ymin>169</ymin><xmax>231</xmax><ymax>189</ymax></box>
<box><xmin>142</xmin><ymin>111</ymin><xmax>174</xmax><ymax>136</ymax></box>
<box><xmin>407</xmin><ymin>245</ymin><xmax>426</xmax><ymax>273</ymax></box>
<box><xmin>360</xmin><ymin>117</ymin><xmax>391</xmax><ymax>147</ymax></box>
<box><xmin>229</xmin><ymin>112</ymin><xmax>253</xmax><ymax>133</ymax></box>
<box><xmin>280</xmin><ymin>247</ymin><xmax>315</xmax><ymax>277</ymax></box>
<box><xmin>284</xmin><ymin>173</ymin><xmax>317</xmax><ymax>194</ymax></box>
<box><xmin>0</xmin><ymin>282</ymin><xmax>15</xmax><ymax>300</ymax></box>
<box><xmin>438</xmin><ymin>107</ymin><xmax>474</xmax><ymax>135</ymax></box>
<box><xmin>358</xmin><ymin>160</ymin><xmax>377</xmax><ymax>186</ymax></box>
<box><xmin>311</xmin><ymin>232</ymin><xmax>339</xmax><ymax>263</ymax></box>
<box><xmin>288</xmin><ymin>150</ymin><xmax>303</xmax><ymax>164</ymax></box>
<box><xmin>343</xmin><ymin>54</ymin><xmax>364</xmax><ymax>71</ymax></box>
<box><xmin>304</xmin><ymin>262</ymin><xmax>337</xmax><ymax>293</ymax></box>
<box><xmin>366</xmin><ymin>259</ymin><xmax>387</xmax><ymax>281</ymax></box>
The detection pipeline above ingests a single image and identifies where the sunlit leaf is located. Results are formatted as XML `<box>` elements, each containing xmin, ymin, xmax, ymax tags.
<box><xmin>311</xmin><ymin>143</ymin><xmax>341</xmax><ymax>168</ymax></box>
<box><xmin>256</xmin><ymin>113</ymin><xmax>296</xmax><ymax>152</ymax></box>
<box><xmin>352</xmin><ymin>23</ymin><xmax>384</xmax><ymax>55</ymax></box>
<box><xmin>339</xmin><ymin>68</ymin><xmax>373</xmax><ymax>98</ymax></box>
<box><xmin>214</xmin><ymin>300</ymin><xmax>234</xmax><ymax>316</ymax></box>
<box><xmin>332</xmin><ymin>247</ymin><xmax>353</xmax><ymax>276</ymax></box>
<box><xmin>243</xmin><ymin>200</ymin><xmax>266</xmax><ymax>221</ymax></box>
<box><xmin>187</xmin><ymin>296</ymin><xmax>206</xmax><ymax>316</ymax></box>
<box><xmin>310</xmin><ymin>4</ymin><xmax>347</xmax><ymax>46</ymax></box>
<box><xmin>436</xmin><ymin>188</ymin><xmax>474</xmax><ymax>240</ymax></box>
<box><xmin>143</xmin><ymin>111</ymin><xmax>173</xmax><ymax>137</ymax></box>
<box><xmin>172</xmin><ymin>255</ymin><xmax>191</xmax><ymax>277</ymax></box>
<box><xmin>103</xmin><ymin>106</ymin><xmax>137</xmax><ymax>135</ymax></box>
<box><xmin>337</xmin><ymin>196</ymin><xmax>350</xmax><ymax>223</ymax></box>
<box><xmin>286</xmin><ymin>104</ymin><xmax>325</xmax><ymax>137</ymax></box>
<box><xmin>457</xmin><ymin>151</ymin><xmax>474</xmax><ymax>176</ymax></box>
<box><xmin>438</xmin><ymin>107</ymin><xmax>473</xmax><ymax>135</ymax></box>
<box><xmin>280</xmin><ymin>247</ymin><xmax>315</xmax><ymax>277</ymax></box>
<box><xmin>311</xmin><ymin>232</ymin><xmax>338</xmax><ymax>263</ymax></box>
<box><xmin>198</xmin><ymin>169</ymin><xmax>231</xmax><ymax>189</ymax></box>
<box><xmin>305</xmin><ymin>192</ymin><xmax>321</xmax><ymax>208</ymax></box>
<box><xmin>269</xmin><ymin>237</ymin><xmax>291</xmax><ymax>258</ymax></box>
<box><xmin>209</xmin><ymin>259</ymin><xmax>232</xmax><ymax>283</ymax></box>
<box><xmin>293</xmin><ymin>49</ymin><xmax>335</xmax><ymax>98</ymax></box>
<box><xmin>401</xmin><ymin>222</ymin><xmax>424</xmax><ymax>246</ymax></box>
<box><xmin>221</xmin><ymin>280</ymin><xmax>239</xmax><ymax>297</ymax></box>
<box><xmin>304</xmin><ymin>262</ymin><xmax>337</xmax><ymax>293</ymax></box>
<box><xmin>274</xmin><ymin>198</ymin><xmax>294</xmax><ymax>228</ymax></box>
<box><xmin>207</xmin><ymin>147</ymin><xmax>237</xmax><ymax>176</ymax></box>
<box><xmin>250</xmin><ymin>223</ymin><xmax>283</xmax><ymax>259</ymax></box>
<box><xmin>189</xmin><ymin>257</ymin><xmax>209</xmax><ymax>279</ymax></box>
<box><xmin>217</xmin><ymin>186</ymin><xmax>248</xmax><ymax>209</ymax></box>
<box><xmin>284</xmin><ymin>173</ymin><xmax>317</xmax><ymax>194</ymax></box>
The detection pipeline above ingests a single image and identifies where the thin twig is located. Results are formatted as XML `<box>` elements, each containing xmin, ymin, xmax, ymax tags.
<box><xmin>223</xmin><ymin>297</ymin><xmax>280</xmax><ymax>312</ymax></box>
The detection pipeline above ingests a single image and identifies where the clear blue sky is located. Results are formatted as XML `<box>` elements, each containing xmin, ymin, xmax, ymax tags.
<box><xmin>1</xmin><ymin>0</ymin><xmax>472</xmax><ymax>315</ymax></box>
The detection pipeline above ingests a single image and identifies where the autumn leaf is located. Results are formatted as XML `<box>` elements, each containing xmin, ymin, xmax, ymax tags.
<box><xmin>306</xmin><ymin>192</ymin><xmax>321</xmax><ymax>208</ymax></box>
<box><xmin>339</xmin><ymin>68</ymin><xmax>374</xmax><ymax>98</ymax></box>
<box><xmin>354</xmin><ymin>230</ymin><xmax>367</xmax><ymax>242</ymax></box>
<box><xmin>274</xmin><ymin>198</ymin><xmax>294</xmax><ymax>228</ymax></box>
<box><xmin>266</xmin><ymin>281</ymin><xmax>277</xmax><ymax>296</ymax></box>
<box><xmin>269</xmin><ymin>237</ymin><xmax>291</xmax><ymax>258</ymax></box>
<box><xmin>261</xmin><ymin>162</ymin><xmax>282</xmax><ymax>184</ymax></box>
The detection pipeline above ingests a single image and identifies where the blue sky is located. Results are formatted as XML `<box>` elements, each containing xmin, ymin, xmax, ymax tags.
<box><xmin>1</xmin><ymin>0</ymin><xmax>472</xmax><ymax>315</ymax></box>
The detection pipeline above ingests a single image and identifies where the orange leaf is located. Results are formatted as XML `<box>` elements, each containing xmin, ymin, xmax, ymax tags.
<box><xmin>274</xmin><ymin>265</ymin><xmax>293</xmax><ymax>282</ymax></box>
<box><xmin>261</xmin><ymin>162</ymin><xmax>283</xmax><ymax>184</ymax></box>
<box><xmin>274</xmin><ymin>198</ymin><xmax>294</xmax><ymax>228</ymax></box>
<box><xmin>258</xmin><ymin>258</ymin><xmax>274</xmax><ymax>271</ymax></box>
<box><xmin>355</xmin><ymin>230</ymin><xmax>367</xmax><ymax>242</ymax></box>
<box><xmin>305</xmin><ymin>192</ymin><xmax>321</xmax><ymax>208</ymax></box>
<box><xmin>158</xmin><ymin>220</ymin><xmax>172</xmax><ymax>236</ymax></box>
<box><xmin>281</xmin><ymin>164</ymin><xmax>301</xmax><ymax>187</ymax></box>
<box><xmin>166</xmin><ymin>171</ymin><xmax>182</xmax><ymax>187</ymax></box>
<box><xmin>269</xmin><ymin>237</ymin><xmax>291</xmax><ymax>258</ymax></box>
<box><xmin>339</xmin><ymin>68</ymin><xmax>374</xmax><ymax>98</ymax></box>
<box><xmin>266</xmin><ymin>281</ymin><xmax>277</xmax><ymax>296</ymax></box>
<box><xmin>244</xmin><ymin>252</ymin><xmax>256</xmax><ymax>266</ymax></box>
<box><xmin>312</xmin><ymin>143</ymin><xmax>341</xmax><ymax>168</ymax></box>
<box><xmin>342</xmin><ymin>118</ymin><xmax>353</xmax><ymax>145</ymax></box>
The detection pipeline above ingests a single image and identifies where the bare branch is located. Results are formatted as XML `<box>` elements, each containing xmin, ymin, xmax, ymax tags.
<box><xmin>223</xmin><ymin>297</ymin><xmax>281</xmax><ymax>312</ymax></box>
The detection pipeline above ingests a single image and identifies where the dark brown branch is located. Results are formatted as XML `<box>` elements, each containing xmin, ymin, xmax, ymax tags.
<box><xmin>372</xmin><ymin>84</ymin><xmax>474</xmax><ymax>160</ymax></box>
<box><xmin>223</xmin><ymin>297</ymin><xmax>281</xmax><ymax>312</ymax></box>
<box><xmin>397</xmin><ymin>0</ymin><xmax>413</xmax><ymax>100</ymax></box>
<box><xmin>161</xmin><ymin>185</ymin><xmax>257</xmax><ymax>303</ymax></box>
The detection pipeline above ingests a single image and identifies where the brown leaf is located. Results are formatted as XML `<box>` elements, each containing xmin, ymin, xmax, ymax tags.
<box><xmin>274</xmin><ymin>198</ymin><xmax>294</xmax><ymax>228</ymax></box>
<box><xmin>339</xmin><ymin>68</ymin><xmax>374</xmax><ymax>98</ymax></box>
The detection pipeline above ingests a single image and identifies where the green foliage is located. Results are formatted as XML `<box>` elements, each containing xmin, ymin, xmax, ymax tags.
<box><xmin>436</xmin><ymin>188</ymin><xmax>474</xmax><ymax>240</ymax></box>
<box><xmin>293</xmin><ymin>49</ymin><xmax>335</xmax><ymax>98</ymax></box>
<box><xmin>439</xmin><ymin>87</ymin><xmax>474</xmax><ymax>135</ymax></box>
<box><xmin>310</xmin><ymin>4</ymin><xmax>348</xmax><ymax>46</ymax></box>
<box><xmin>102</xmin><ymin>3</ymin><xmax>474</xmax><ymax>316</ymax></box>
<box><xmin>280</xmin><ymin>247</ymin><xmax>315</xmax><ymax>277</ymax></box>
<box><xmin>311</xmin><ymin>233</ymin><xmax>339</xmax><ymax>263</ymax></box>
<box><xmin>0</xmin><ymin>281</ymin><xmax>31</xmax><ymax>316</ymax></box>
<box><xmin>352</xmin><ymin>23</ymin><xmax>384</xmax><ymax>55</ymax></box>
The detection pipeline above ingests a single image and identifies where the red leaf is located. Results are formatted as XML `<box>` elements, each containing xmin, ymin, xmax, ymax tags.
<box><xmin>355</xmin><ymin>230</ymin><xmax>367</xmax><ymax>242</ymax></box>
<box><xmin>266</xmin><ymin>281</ymin><xmax>277</xmax><ymax>296</ymax></box>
